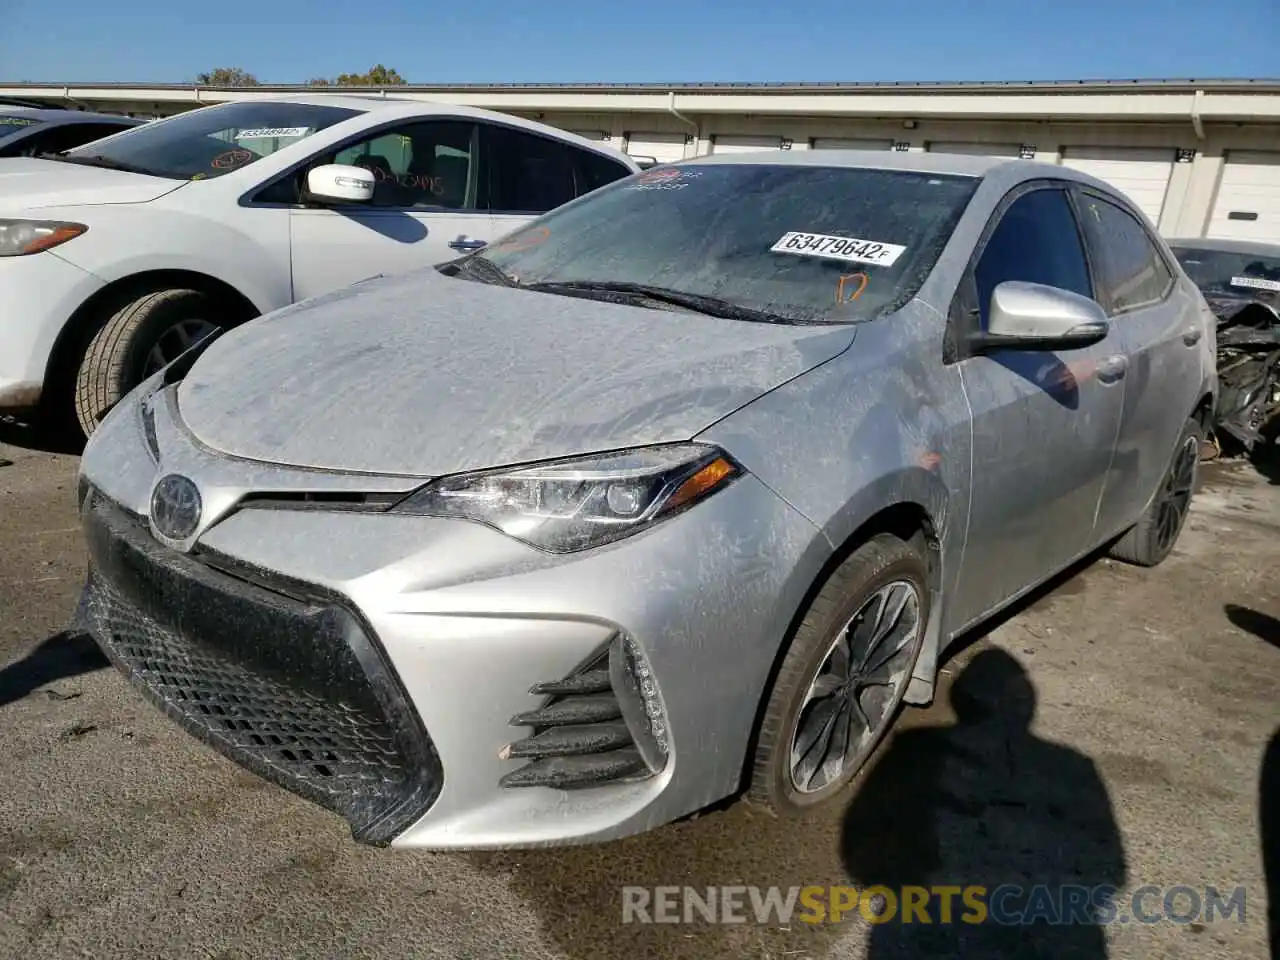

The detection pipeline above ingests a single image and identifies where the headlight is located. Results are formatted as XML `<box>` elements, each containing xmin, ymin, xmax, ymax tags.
<box><xmin>0</xmin><ymin>219</ymin><xmax>88</xmax><ymax>257</ymax></box>
<box><xmin>394</xmin><ymin>443</ymin><xmax>743</xmax><ymax>553</ymax></box>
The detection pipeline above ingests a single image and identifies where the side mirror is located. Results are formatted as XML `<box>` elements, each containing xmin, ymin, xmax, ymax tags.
<box><xmin>977</xmin><ymin>281</ymin><xmax>1110</xmax><ymax>351</ymax></box>
<box><xmin>305</xmin><ymin>164</ymin><xmax>375</xmax><ymax>204</ymax></box>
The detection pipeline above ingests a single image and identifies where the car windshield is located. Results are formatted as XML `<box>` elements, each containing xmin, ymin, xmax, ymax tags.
<box><xmin>0</xmin><ymin>115</ymin><xmax>42</xmax><ymax>141</ymax></box>
<box><xmin>1171</xmin><ymin>245</ymin><xmax>1280</xmax><ymax>299</ymax></box>
<box><xmin>61</xmin><ymin>101</ymin><xmax>362</xmax><ymax>180</ymax></box>
<box><xmin>473</xmin><ymin>163</ymin><xmax>980</xmax><ymax>323</ymax></box>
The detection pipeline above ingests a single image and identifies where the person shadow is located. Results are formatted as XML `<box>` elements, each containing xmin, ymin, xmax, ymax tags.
<box><xmin>1224</xmin><ymin>604</ymin><xmax>1280</xmax><ymax>959</ymax></box>
<box><xmin>841</xmin><ymin>647</ymin><xmax>1126</xmax><ymax>959</ymax></box>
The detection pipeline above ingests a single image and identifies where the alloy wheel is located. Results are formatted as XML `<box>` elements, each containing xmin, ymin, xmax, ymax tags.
<box><xmin>788</xmin><ymin>579</ymin><xmax>922</xmax><ymax>794</ymax></box>
<box><xmin>1155</xmin><ymin>435</ymin><xmax>1199</xmax><ymax>554</ymax></box>
<box><xmin>143</xmin><ymin>319</ymin><xmax>219</xmax><ymax>377</ymax></box>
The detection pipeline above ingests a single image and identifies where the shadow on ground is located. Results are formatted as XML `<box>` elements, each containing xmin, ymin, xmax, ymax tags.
<box><xmin>0</xmin><ymin>631</ymin><xmax>107</xmax><ymax>708</ymax></box>
<box><xmin>469</xmin><ymin>554</ymin><xmax>1124</xmax><ymax>960</ymax></box>
<box><xmin>0</xmin><ymin>416</ymin><xmax>84</xmax><ymax>457</ymax></box>
<box><xmin>1225</xmin><ymin>604</ymin><xmax>1279</xmax><ymax>959</ymax></box>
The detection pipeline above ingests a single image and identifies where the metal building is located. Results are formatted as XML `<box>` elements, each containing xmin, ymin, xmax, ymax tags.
<box><xmin>2</xmin><ymin>78</ymin><xmax>1277</xmax><ymax>239</ymax></box>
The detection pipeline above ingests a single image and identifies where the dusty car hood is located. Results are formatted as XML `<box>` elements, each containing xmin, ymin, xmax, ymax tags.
<box><xmin>0</xmin><ymin>157</ymin><xmax>183</xmax><ymax>210</ymax></box>
<box><xmin>176</xmin><ymin>269</ymin><xmax>855</xmax><ymax>477</ymax></box>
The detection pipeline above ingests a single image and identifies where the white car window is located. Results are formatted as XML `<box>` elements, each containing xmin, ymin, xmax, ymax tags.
<box><xmin>64</xmin><ymin>101</ymin><xmax>363</xmax><ymax>181</ymax></box>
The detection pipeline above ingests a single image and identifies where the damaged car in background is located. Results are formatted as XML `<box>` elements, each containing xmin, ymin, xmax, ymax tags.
<box><xmin>1170</xmin><ymin>238</ymin><xmax>1280</xmax><ymax>457</ymax></box>
<box><xmin>74</xmin><ymin>153</ymin><xmax>1214</xmax><ymax>849</ymax></box>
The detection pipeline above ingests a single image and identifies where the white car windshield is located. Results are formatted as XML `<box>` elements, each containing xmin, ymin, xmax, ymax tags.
<box><xmin>474</xmin><ymin>164</ymin><xmax>980</xmax><ymax>323</ymax></box>
<box><xmin>62</xmin><ymin>101</ymin><xmax>362</xmax><ymax>180</ymax></box>
<box><xmin>1172</xmin><ymin>245</ymin><xmax>1280</xmax><ymax>301</ymax></box>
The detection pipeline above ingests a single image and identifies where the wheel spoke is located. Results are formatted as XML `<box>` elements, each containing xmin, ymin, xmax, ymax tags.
<box><xmin>792</xmin><ymin>695</ymin><xmax>845</xmax><ymax>790</ymax></box>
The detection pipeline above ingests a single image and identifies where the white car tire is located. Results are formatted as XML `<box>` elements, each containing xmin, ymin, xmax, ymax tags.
<box><xmin>73</xmin><ymin>288</ymin><xmax>219</xmax><ymax>438</ymax></box>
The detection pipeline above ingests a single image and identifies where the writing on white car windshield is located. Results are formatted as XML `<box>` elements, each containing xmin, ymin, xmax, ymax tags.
<box><xmin>60</xmin><ymin>101</ymin><xmax>361</xmax><ymax>180</ymax></box>
<box><xmin>473</xmin><ymin>163</ymin><xmax>979</xmax><ymax>323</ymax></box>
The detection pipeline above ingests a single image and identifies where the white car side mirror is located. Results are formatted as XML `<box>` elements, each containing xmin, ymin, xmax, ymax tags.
<box><xmin>306</xmin><ymin>164</ymin><xmax>375</xmax><ymax>204</ymax></box>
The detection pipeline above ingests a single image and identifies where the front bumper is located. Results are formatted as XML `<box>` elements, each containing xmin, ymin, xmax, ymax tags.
<box><xmin>78</xmin><ymin>492</ymin><xmax>442</xmax><ymax>844</ymax></box>
<box><xmin>0</xmin><ymin>251</ymin><xmax>105</xmax><ymax>411</ymax></box>
<box><xmin>76</xmin><ymin>386</ymin><xmax>829</xmax><ymax>849</ymax></box>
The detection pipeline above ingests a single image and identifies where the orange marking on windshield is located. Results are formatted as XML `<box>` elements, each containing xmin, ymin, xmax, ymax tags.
<box><xmin>836</xmin><ymin>272</ymin><xmax>869</xmax><ymax>304</ymax></box>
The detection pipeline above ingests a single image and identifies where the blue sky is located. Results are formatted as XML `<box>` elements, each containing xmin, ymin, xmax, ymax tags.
<box><xmin>4</xmin><ymin>0</ymin><xmax>1278</xmax><ymax>84</ymax></box>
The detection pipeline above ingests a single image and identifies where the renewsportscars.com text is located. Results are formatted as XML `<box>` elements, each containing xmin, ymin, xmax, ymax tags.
<box><xmin>620</xmin><ymin>884</ymin><xmax>1247</xmax><ymax>926</ymax></box>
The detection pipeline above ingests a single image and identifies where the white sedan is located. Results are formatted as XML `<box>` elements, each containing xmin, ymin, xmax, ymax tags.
<box><xmin>0</xmin><ymin>95</ymin><xmax>639</xmax><ymax>436</ymax></box>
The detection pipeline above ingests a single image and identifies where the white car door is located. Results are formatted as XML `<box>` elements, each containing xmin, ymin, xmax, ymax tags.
<box><xmin>289</xmin><ymin>119</ymin><xmax>499</xmax><ymax>299</ymax></box>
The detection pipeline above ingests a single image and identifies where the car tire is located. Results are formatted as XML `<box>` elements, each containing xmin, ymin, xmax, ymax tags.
<box><xmin>1108</xmin><ymin>416</ymin><xmax>1204</xmax><ymax>568</ymax></box>
<box><xmin>73</xmin><ymin>288</ymin><xmax>221</xmax><ymax>438</ymax></box>
<box><xmin>746</xmin><ymin>532</ymin><xmax>930</xmax><ymax>816</ymax></box>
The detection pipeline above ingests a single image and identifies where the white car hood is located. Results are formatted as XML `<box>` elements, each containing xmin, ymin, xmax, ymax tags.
<box><xmin>0</xmin><ymin>158</ymin><xmax>184</xmax><ymax>210</ymax></box>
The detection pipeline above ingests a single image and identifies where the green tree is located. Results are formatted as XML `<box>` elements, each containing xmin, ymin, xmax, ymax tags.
<box><xmin>333</xmin><ymin>64</ymin><xmax>406</xmax><ymax>86</ymax></box>
<box><xmin>195</xmin><ymin>67</ymin><xmax>259</xmax><ymax>86</ymax></box>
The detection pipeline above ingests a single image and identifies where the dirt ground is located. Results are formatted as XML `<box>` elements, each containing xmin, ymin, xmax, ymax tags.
<box><xmin>1</xmin><ymin>427</ymin><xmax>1277</xmax><ymax>960</ymax></box>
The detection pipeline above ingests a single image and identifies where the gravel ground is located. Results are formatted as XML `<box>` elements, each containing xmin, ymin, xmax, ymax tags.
<box><xmin>1</xmin><ymin>428</ymin><xmax>1277</xmax><ymax>960</ymax></box>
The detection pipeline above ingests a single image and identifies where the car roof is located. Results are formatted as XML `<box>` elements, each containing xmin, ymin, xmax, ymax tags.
<box><xmin>0</xmin><ymin>104</ymin><xmax>142</xmax><ymax>125</ymax></box>
<box><xmin>1164</xmin><ymin>236</ymin><xmax>1280</xmax><ymax>257</ymax></box>
<box><xmin>185</xmin><ymin>94</ymin><xmax>639</xmax><ymax>166</ymax></box>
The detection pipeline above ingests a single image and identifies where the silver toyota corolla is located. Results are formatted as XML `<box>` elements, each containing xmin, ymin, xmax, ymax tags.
<box><xmin>74</xmin><ymin>152</ymin><xmax>1217</xmax><ymax>849</ymax></box>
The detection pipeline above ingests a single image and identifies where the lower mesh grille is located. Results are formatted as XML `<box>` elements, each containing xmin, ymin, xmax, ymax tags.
<box><xmin>79</xmin><ymin>493</ymin><xmax>440</xmax><ymax>844</ymax></box>
<box><xmin>90</xmin><ymin>574</ymin><xmax>406</xmax><ymax>793</ymax></box>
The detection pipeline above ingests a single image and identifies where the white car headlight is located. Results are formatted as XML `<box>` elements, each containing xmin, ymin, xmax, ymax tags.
<box><xmin>394</xmin><ymin>443</ymin><xmax>743</xmax><ymax>553</ymax></box>
<box><xmin>0</xmin><ymin>219</ymin><xmax>88</xmax><ymax>257</ymax></box>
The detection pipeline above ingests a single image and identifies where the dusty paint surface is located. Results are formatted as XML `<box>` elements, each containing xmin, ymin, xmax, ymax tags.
<box><xmin>1</xmin><ymin>431</ymin><xmax>1276</xmax><ymax>959</ymax></box>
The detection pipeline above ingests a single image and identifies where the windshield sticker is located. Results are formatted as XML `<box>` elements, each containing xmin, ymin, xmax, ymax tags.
<box><xmin>836</xmin><ymin>272</ymin><xmax>869</xmax><ymax>303</ymax></box>
<box><xmin>235</xmin><ymin>127</ymin><xmax>312</xmax><ymax>140</ymax></box>
<box><xmin>0</xmin><ymin>116</ymin><xmax>37</xmax><ymax>126</ymax></box>
<box><xmin>626</xmin><ymin>166</ymin><xmax>701</xmax><ymax>191</ymax></box>
<box><xmin>1229</xmin><ymin>275</ymin><xmax>1280</xmax><ymax>293</ymax></box>
<box><xmin>772</xmin><ymin>232</ymin><xmax>906</xmax><ymax>267</ymax></box>
<box><xmin>211</xmin><ymin>149</ymin><xmax>254</xmax><ymax>169</ymax></box>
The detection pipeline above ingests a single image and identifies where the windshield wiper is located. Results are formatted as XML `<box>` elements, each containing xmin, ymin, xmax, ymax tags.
<box><xmin>522</xmin><ymin>280</ymin><xmax>822</xmax><ymax>325</ymax></box>
<box><xmin>439</xmin><ymin>254</ymin><xmax>518</xmax><ymax>287</ymax></box>
<box><xmin>36</xmin><ymin>152</ymin><xmax>155</xmax><ymax>176</ymax></box>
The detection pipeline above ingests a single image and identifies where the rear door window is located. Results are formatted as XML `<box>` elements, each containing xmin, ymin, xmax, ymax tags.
<box><xmin>1078</xmin><ymin>194</ymin><xmax>1174</xmax><ymax>313</ymax></box>
<box><xmin>484</xmin><ymin>125</ymin><xmax>580</xmax><ymax>214</ymax></box>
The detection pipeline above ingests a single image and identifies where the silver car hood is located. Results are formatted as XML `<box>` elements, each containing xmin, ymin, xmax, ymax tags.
<box><xmin>175</xmin><ymin>268</ymin><xmax>856</xmax><ymax>477</ymax></box>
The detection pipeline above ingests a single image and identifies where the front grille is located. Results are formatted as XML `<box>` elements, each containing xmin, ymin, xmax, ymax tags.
<box><xmin>79</xmin><ymin>493</ymin><xmax>441</xmax><ymax>845</ymax></box>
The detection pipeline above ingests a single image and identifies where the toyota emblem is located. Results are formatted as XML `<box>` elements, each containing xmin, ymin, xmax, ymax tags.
<box><xmin>150</xmin><ymin>474</ymin><xmax>203</xmax><ymax>541</ymax></box>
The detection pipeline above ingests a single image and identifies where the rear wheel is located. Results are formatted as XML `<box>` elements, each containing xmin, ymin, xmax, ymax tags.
<box><xmin>747</xmin><ymin>533</ymin><xmax>929</xmax><ymax>815</ymax></box>
<box><xmin>1108</xmin><ymin>416</ymin><xmax>1203</xmax><ymax>567</ymax></box>
<box><xmin>73</xmin><ymin>288</ymin><xmax>221</xmax><ymax>438</ymax></box>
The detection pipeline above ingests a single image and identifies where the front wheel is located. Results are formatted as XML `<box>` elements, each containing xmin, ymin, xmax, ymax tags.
<box><xmin>1108</xmin><ymin>416</ymin><xmax>1204</xmax><ymax>567</ymax></box>
<box><xmin>73</xmin><ymin>289</ymin><xmax>222</xmax><ymax>438</ymax></box>
<box><xmin>747</xmin><ymin>533</ymin><xmax>929</xmax><ymax>816</ymax></box>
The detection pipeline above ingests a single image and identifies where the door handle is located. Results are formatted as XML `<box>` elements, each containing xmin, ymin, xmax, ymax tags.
<box><xmin>448</xmin><ymin>238</ymin><xmax>487</xmax><ymax>252</ymax></box>
<box><xmin>1096</xmin><ymin>354</ymin><xmax>1129</xmax><ymax>384</ymax></box>
<box><xmin>1182</xmin><ymin>327</ymin><xmax>1203</xmax><ymax>346</ymax></box>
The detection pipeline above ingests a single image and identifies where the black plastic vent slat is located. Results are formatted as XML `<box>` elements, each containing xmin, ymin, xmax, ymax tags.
<box><xmin>528</xmin><ymin>669</ymin><xmax>612</xmax><ymax>697</ymax></box>
<box><xmin>499</xmin><ymin>749</ymin><xmax>647</xmax><ymax>789</ymax></box>
<box><xmin>501</xmin><ymin>722</ymin><xmax>633</xmax><ymax>759</ymax></box>
<box><xmin>510</xmin><ymin>693</ymin><xmax>622</xmax><ymax>727</ymax></box>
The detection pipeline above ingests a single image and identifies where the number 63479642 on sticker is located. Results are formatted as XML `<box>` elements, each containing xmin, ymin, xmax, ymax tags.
<box><xmin>771</xmin><ymin>231</ymin><xmax>907</xmax><ymax>267</ymax></box>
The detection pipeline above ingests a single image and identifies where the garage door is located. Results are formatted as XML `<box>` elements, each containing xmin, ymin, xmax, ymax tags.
<box><xmin>712</xmin><ymin>135</ymin><xmax>783</xmax><ymax>154</ymax></box>
<box><xmin>812</xmin><ymin>137</ymin><xmax>893</xmax><ymax>150</ymax></box>
<box><xmin>624</xmin><ymin>132</ymin><xmax>686</xmax><ymax>164</ymax></box>
<box><xmin>1060</xmin><ymin>146</ymin><xmax>1175</xmax><ymax>226</ymax></box>
<box><xmin>928</xmin><ymin>141</ymin><xmax>1021</xmax><ymax>158</ymax></box>
<box><xmin>1207</xmin><ymin>151</ymin><xmax>1280</xmax><ymax>241</ymax></box>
